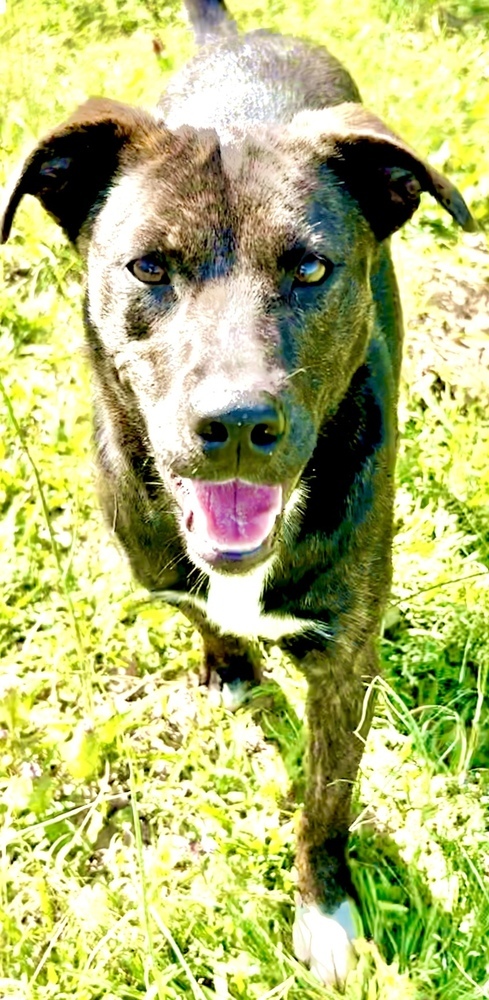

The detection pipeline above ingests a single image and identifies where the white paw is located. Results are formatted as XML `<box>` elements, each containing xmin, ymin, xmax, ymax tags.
<box><xmin>207</xmin><ymin>679</ymin><xmax>250</xmax><ymax>711</ymax></box>
<box><xmin>221</xmin><ymin>680</ymin><xmax>251</xmax><ymax>711</ymax></box>
<box><xmin>293</xmin><ymin>897</ymin><xmax>357</xmax><ymax>989</ymax></box>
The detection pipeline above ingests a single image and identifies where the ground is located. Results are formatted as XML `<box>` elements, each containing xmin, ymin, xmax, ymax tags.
<box><xmin>0</xmin><ymin>1</ymin><xmax>488</xmax><ymax>998</ymax></box>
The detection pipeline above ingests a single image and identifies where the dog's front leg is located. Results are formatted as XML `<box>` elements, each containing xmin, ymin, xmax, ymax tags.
<box><xmin>151</xmin><ymin>594</ymin><xmax>264</xmax><ymax>709</ymax></box>
<box><xmin>291</xmin><ymin>639</ymin><xmax>378</xmax><ymax>989</ymax></box>
<box><xmin>200</xmin><ymin>628</ymin><xmax>264</xmax><ymax>710</ymax></box>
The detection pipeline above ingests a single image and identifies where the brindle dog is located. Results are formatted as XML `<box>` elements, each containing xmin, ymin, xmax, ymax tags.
<box><xmin>1</xmin><ymin>0</ymin><xmax>474</xmax><ymax>987</ymax></box>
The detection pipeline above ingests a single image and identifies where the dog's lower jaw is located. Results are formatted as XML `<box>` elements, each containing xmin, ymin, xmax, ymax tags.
<box><xmin>293</xmin><ymin>897</ymin><xmax>357</xmax><ymax>990</ymax></box>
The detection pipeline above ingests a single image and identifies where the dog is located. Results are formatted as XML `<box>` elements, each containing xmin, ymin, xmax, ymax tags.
<box><xmin>1</xmin><ymin>0</ymin><xmax>474</xmax><ymax>988</ymax></box>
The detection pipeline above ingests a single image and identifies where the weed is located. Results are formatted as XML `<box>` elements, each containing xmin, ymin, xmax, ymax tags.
<box><xmin>1</xmin><ymin>1</ymin><xmax>488</xmax><ymax>997</ymax></box>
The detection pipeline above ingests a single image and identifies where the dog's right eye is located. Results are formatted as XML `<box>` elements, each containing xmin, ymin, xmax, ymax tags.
<box><xmin>294</xmin><ymin>254</ymin><xmax>333</xmax><ymax>286</ymax></box>
<box><xmin>128</xmin><ymin>255</ymin><xmax>171</xmax><ymax>285</ymax></box>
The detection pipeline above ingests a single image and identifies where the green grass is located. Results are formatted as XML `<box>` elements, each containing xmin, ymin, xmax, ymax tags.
<box><xmin>1</xmin><ymin>0</ymin><xmax>488</xmax><ymax>997</ymax></box>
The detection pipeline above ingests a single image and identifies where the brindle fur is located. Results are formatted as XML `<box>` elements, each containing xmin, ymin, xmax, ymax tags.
<box><xmin>1</xmin><ymin>0</ymin><xmax>474</xmax><ymax>983</ymax></box>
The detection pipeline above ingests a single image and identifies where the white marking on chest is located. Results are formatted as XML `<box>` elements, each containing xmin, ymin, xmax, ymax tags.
<box><xmin>205</xmin><ymin>564</ymin><xmax>331</xmax><ymax>642</ymax></box>
<box><xmin>205</xmin><ymin>562</ymin><xmax>268</xmax><ymax>637</ymax></box>
<box><xmin>153</xmin><ymin>581</ymin><xmax>331</xmax><ymax>643</ymax></box>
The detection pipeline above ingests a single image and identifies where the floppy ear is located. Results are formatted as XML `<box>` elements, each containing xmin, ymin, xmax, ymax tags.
<box><xmin>1</xmin><ymin>98</ymin><xmax>165</xmax><ymax>245</ymax></box>
<box><xmin>290</xmin><ymin>104</ymin><xmax>476</xmax><ymax>240</ymax></box>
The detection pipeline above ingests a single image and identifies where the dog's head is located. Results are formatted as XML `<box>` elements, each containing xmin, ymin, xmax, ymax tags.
<box><xmin>2</xmin><ymin>98</ymin><xmax>474</xmax><ymax>576</ymax></box>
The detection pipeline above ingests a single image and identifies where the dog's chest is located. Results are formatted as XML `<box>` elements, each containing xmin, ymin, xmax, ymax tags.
<box><xmin>205</xmin><ymin>566</ymin><xmax>328</xmax><ymax>642</ymax></box>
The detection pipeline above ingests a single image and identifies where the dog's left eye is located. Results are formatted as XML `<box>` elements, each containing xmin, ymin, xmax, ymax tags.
<box><xmin>128</xmin><ymin>255</ymin><xmax>171</xmax><ymax>285</ymax></box>
<box><xmin>294</xmin><ymin>254</ymin><xmax>332</xmax><ymax>286</ymax></box>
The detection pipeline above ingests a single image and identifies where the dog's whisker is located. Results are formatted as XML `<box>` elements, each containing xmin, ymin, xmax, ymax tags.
<box><xmin>284</xmin><ymin>367</ymin><xmax>309</xmax><ymax>381</ymax></box>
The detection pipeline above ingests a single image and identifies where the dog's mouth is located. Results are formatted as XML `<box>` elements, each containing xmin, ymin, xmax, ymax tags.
<box><xmin>172</xmin><ymin>477</ymin><xmax>283</xmax><ymax>571</ymax></box>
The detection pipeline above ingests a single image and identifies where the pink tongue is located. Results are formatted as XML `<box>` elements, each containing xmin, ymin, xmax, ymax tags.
<box><xmin>182</xmin><ymin>479</ymin><xmax>282</xmax><ymax>552</ymax></box>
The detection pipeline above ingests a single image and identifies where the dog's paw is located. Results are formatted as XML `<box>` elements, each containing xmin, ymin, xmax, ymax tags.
<box><xmin>292</xmin><ymin>897</ymin><xmax>357</xmax><ymax>990</ymax></box>
<box><xmin>207</xmin><ymin>677</ymin><xmax>251</xmax><ymax>711</ymax></box>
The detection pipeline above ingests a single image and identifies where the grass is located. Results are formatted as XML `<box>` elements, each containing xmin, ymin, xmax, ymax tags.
<box><xmin>1</xmin><ymin>0</ymin><xmax>488</xmax><ymax>997</ymax></box>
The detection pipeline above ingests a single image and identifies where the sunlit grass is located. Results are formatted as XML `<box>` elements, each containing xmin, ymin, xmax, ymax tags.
<box><xmin>1</xmin><ymin>1</ymin><xmax>488</xmax><ymax>997</ymax></box>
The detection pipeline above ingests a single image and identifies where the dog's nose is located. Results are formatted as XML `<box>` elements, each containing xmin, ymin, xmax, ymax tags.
<box><xmin>195</xmin><ymin>402</ymin><xmax>285</xmax><ymax>455</ymax></box>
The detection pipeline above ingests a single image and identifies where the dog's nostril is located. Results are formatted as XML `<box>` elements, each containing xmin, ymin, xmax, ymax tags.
<box><xmin>196</xmin><ymin>404</ymin><xmax>285</xmax><ymax>455</ymax></box>
<box><xmin>250</xmin><ymin>422</ymin><xmax>280</xmax><ymax>449</ymax></box>
<box><xmin>198</xmin><ymin>420</ymin><xmax>229</xmax><ymax>445</ymax></box>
